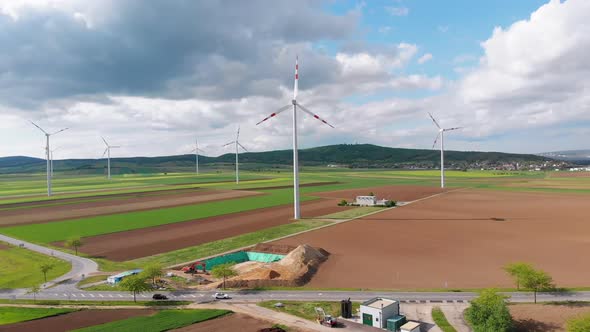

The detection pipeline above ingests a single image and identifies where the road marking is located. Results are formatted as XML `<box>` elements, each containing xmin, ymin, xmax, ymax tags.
<box><xmin>80</xmin><ymin>294</ymin><xmax>85</xmax><ymax>298</ymax></box>
<box><xmin>62</xmin><ymin>293</ymin><xmax>67</xmax><ymax>297</ymax></box>
<box><xmin>53</xmin><ymin>293</ymin><xmax>58</xmax><ymax>296</ymax></box>
<box><xmin>71</xmin><ymin>294</ymin><xmax>77</xmax><ymax>298</ymax></box>
<box><xmin>99</xmin><ymin>294</ymin><xmax>104</xmax><ymax>298</ymax></box>
<box><xmin>89</xmin><ymin>294</ymin><xmax>95</xmax><ymax>298</ymax></box>
<box><xmin>199</xmin><ymin>294</ymin><xmax>204</xmax><ymax>297</ymax></box>
<box><xmin>118</xmin><ymin>294</ymin><xmax>123</xmax><ymax>298</ymax></box>
<box><xmin>108</xmin><ymin>294</ymin><xmax>113</xmax><ymax>298</ymax></box>
<box><xmin>190</xmin><ymin>294</ymin><xmax>196</xmax><ymax>298</ymax></box>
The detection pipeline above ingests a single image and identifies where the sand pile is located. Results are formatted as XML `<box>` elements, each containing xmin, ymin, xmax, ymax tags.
<box><xmin>209</xmin><ymin>244</ymin><xmax>329</xmax><ymax>289</ymax></box>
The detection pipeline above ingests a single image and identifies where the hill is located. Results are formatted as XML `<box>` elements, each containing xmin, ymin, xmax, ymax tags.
<box><xmin>0</xmin><ymin>144</ymin><xmax>553</xmax><ymax>174</ymax></box>
<box><xmin>538</xmin><ymin>150</ymin><xmax>590</xmax><ymax>163</ymax></box>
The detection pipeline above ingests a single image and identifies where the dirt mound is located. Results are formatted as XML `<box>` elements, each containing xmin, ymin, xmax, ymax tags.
<box><xmin>250</xmin><ymin>243</ymin><xmax>297</xmax><ymax>255</ymax></box>
<box><xmin>215</xmin><ymin>244</ymin><xmax>329</xmax><ymax>288</ymax></box>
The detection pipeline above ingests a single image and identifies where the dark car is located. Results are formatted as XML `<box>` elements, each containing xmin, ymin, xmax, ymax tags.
<box><xmin>152</xmin><ymin>293</ymin><xmax>168</xmax><ymax>300</ymax></box>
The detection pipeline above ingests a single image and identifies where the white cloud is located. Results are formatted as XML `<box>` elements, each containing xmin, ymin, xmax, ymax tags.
<box><xmin>437</xmin><ymin>25</ymin><xmax>449</xmax><ymax>33</ymax></box>
<box><xmin>378</xmin><ymin>26</ymin><xmax>392</xmax><ymax>34</ymax></box>
<box><xmin>417</xmin><ymin>53</ymin><xmax>433</xmax><ymax>64</ymax></box>
<box><xmin>385</xmin><ymin>6</ymin><xmax>409</xmax><ymax>16</ymax></box>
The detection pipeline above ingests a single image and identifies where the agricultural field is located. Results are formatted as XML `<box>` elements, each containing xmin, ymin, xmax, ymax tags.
<box><xmin>0</xmin><ymin>307</ymin><xmax>76</xmax><ymax>325</ymax></box>
<box><xmin>273</xmin><ymin>188</ymin><xmax>590</xmax><ymax>289</ymax></box>
<box><xmin>0</xmin><ymin>242</ymin><xmax>70</xmax><ymax>289</ymax></box>
<box><xmin>1</xmin><ymin>169</ymin><xmax>590</xmax><ymax>290</ymax></box>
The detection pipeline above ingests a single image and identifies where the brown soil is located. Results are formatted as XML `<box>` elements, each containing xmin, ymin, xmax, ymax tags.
<box><xmin>71</xmin><ymin>198</ymin><xmax>348</xmax><ymax>261</ymax></box>
<box><xmin>0</xmin><ymin>189</ymin><xmax>259</xmax><ymax>226</ymax></box>
<box><xmin>0</xmin><ymin>242</ymin><xmax>9</xmax><ymax>250</ymax></box>
<box><xmin>250</xmin><ymin>243</ymin><xmax>298</xmax><ymax>255</ymax></box>
<box><xmin>313</xmin><ymin>185</ymin><xmax>447</xmax><ymax>202</ymax></box>
<box><xmin>549</xmin><ymin>171</ymin><xmax>590</xmax><ymax>178</ymax></box>
<box><xmin>510</xmin><ymin>303</ymin><xmax>590</xmax><ymax>332</ymax></box>
<box><xmin>243</xmin><ymin>182</ymin><xmax>340</xmax><ymax>191</ymax></box>
<box><xmin>173</xmin><ymin>312</ymin><xmax>282</xmax><ymax>332</ymax></box>
<box><xmin>0</xmin><ymin>309</ymin><xmax>156</xmax><ymax>332</ymax></box>
<box><xmin>272</xmin><ymin>189</ymin><xmax>590</xmax><ymax>289</ymax></box>
<box><xmin>216</xmin><ymin>244</ymin><xmax>328</xmax><ymax>288</ymax></box>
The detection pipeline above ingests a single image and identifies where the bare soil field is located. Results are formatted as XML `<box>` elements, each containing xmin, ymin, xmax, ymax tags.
<box><xmin>549</xmin><ymin>171</ymin><xmax>590</xmax><ymax>178</ymax></box>
<box><xmin>0</xmin><ymin>189</ymin><xmax>259</xmax><ymax>226</ymax></box>
<box><xmin>273</xmin><ymin>189</ymin><xmax>590</xmax><ymax>289</ymax></box>
<box><xmin>173</xmin><ymin>312</ymin><xmax>280</xmax><ymax>332</ymax></box>
<box><xmin>0</xmin><ymin>309</ymin><xmax>155</xmax><ymax>332</ymax></box>
<box><xmin>0</xmin><ymin>242</ymin><xmax>9</xmax><ymax>250</ymax></box>
<box><xmin>243</xmin><ymin>181</ymin><xmax>340</xmax><ymax>191</ymax></box>
<box><xmin>312</xmin><ymin>185</ymin><xmax>446</xmax><ymax>202</ymax></box>
<box><xmin>72</xmin><ymin>198</ymin><xmax>348</xmax><ymax>261</ymax></box>
<box><xmin>510</xmin><ymin>303</ymin><xmax>590</xmax><ymax>332</ymax></box>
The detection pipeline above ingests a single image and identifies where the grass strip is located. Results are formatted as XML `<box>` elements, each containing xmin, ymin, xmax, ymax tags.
<box><xmin>0</xmin><ymin>299</ymin><xmax>191</xmax><ymax>306</ymax></box>
<box><xmin>431</xmin><ymin>307</ymin><xmax>457</xmax><ymax>332</ymax></box>
<box><xmin>0</xmin><ymin>307</ymin><xmax>76</xmax><ymax>325</ymax></box>
<box><xmin>0</xmin><ymin>244</ymin><xmax>70</xmax><ymax>289</ymax></box>
<box><xmin>73</xmin><ymin>309</ymin><xmax>230</xmax><ymax>332</ymax></box>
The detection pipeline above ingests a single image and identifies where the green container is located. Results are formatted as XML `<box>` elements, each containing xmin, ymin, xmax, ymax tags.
<box><xmin>386</xmin><ymin>315</ymin><xmax>406</xmax><ymax>331</ymax></box>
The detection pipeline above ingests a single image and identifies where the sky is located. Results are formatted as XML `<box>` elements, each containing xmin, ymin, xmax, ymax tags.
<box><xmin>0</xmin><ymin>0</ymin><xmax>589</xmax><ymax>159</ymax></box>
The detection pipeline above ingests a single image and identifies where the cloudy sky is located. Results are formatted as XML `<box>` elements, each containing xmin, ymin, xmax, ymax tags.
<box><xmin>0</xmin><ymin>0</ymin><xmax>589</xmax><ymax>159</ymax></box>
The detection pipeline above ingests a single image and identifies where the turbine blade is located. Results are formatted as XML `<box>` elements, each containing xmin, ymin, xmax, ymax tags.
<box><xmin>296</xmin><ymin>102</ymin><xmax>335</xmax><ymax>128</ymax></box>
<box><xmin>30</xmin><ymin>121</ymin><xmax>48</xmax><ymax>134</ymax></box>
<box><xmin>102</xmin><ymin>148</ymin><xmax>108</xmax><ymax>157</ymax></box>
<box><xmin>236</xmin><ymin>126</ymin><xmax>240</xmax><ymax>141</ymax></box>
<box><xmin>432</xmin><ymin>133</ymin><xmax>441</xmax><ymax>149</ymax></box>
<box><xmin>428</xmin><ymin>113</ymin><xmax>441</xmax><ymax>129</ymax></box>
<box><xmin>101</xmin><ymin>136</ymin><xmax>109</xmax><ymax>147</ymax></box>
<box><xmin>256</xmin><ymin>104</ymin><xmax>291</xmax><ymax>125</ymax></box>
<box><xmin>444</xmin><ymin>127</ymin><xmax>463</xmax><ymax>131</ymax></box>
<box><xmin>237</xmin><ymin>142</ymin><xmax>248</xmax><ymax>152</ymax></box>
<box><xmin>111</xmin><ymin>146</ymin><xmax>121</xmax><ymax>148</ymax></box>
<box><xmin>294</xmin><ymin>55</ymin><xmax>299</xmax><ymax>100</ymax></box>
<box><xmin>222</xmin><ymin>141</ymin><xmax>235</xmax><ymax>147</ymax></box>
<box><xmin>50</xmin><ymin>127</ymin><xmax>68</xmax><ymax>135</ymax></box>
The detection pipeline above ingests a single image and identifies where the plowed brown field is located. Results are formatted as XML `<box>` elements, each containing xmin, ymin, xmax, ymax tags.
<box><xmin>313</xmin><ymin>185</ymin><xmax>446</xmax><ymax>201</ymax></box>
<box><xmin>173</xmin><ymin>313</ymin><xmax>279</xmax><ymax>332</ymax></box>
<box><xmin>0</xmin><ymin>189</ymin><xmax>259</xmax><ymax>226</ymax></box>
<box><xmin>0</xmin><ymin>309</ymin><xmax>155</xmax><ymax>332</ymax></box>
<box><xmin>273</xmin><ymin>189</ymin><xmax>590</xmax><ymax>289</ymax></box>
<box><xmin>71</xmin><ymin>198</ymin><xmax>348</xmax><ymax>261</ymax></box>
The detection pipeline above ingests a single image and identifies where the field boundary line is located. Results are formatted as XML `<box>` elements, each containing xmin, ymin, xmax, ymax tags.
<box><xmin>168</xmin><ymin>188</ymin><xmax>462</xmax><ymax>270</ymax></box>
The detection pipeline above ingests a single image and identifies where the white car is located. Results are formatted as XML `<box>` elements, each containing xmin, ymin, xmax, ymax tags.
<box><xmin>213</xmin><ymin>292</ymin><xmax>230</xmax><ymax>299</ymax></box>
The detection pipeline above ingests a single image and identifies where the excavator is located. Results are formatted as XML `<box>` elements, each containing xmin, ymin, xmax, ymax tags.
<box><xmin>181</xmin><ymin>261</ymin><xmax>207</xmax><ymax>274</ymax></box>
<box><xmin>315</xmin><ymin>307</ymin><xmax>337</xmax><ymax>327</ymax></box>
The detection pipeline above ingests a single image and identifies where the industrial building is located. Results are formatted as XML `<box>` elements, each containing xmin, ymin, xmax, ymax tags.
<box><xmin>400</xmin><ymin>321</ymin><xmax>421</xmax><ymax>332</ymax></box>
<box><xmin>360</xmin><ymin>297</ymin><xmax>400</xmax><ymax>329</ymax></box>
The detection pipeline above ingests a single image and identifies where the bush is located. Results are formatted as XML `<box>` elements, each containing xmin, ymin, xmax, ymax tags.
<box><xmin>465</xmin><ymin>289</ymin><xmax>512</xmax><ymax>332</ymax></box>
<box><xmin>567</xmin><ymin>313</ymin><xmax>590</xmax><ymax>332</ymax></box>
<box><xmin>384</xmin><ymin>200</ymin><xmax>396</xmax><ymax>207</ymax></box>
<box><xmin>337</xmin><ymin>200</ymin><xmax>348</xmax><ymax>206</ymax></box>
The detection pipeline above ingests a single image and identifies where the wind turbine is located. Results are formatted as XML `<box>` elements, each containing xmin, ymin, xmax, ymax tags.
<box><xmin>429</xmin><ymin>113</ymin><xmax>462</xmax><ymax>188</ymax></box>
<box><xmin>190</xmin><ymin>138</ymin><xmax>205</xmax><ymax>174</ymax></box>
<box><xmin>223</xmin><ymin>127</ymin><xmax>248</xmax><ymax>184</ymax></box>
<box><xmin>49</xmin><ymin>146</ymin><xmax>60</xmax><ymax>177</ymax></box>
<box><xmin>30</xmin><ymin>121</ymin><xmax>68</xmax><ymax>196</ymax></box>
<box><xmin>101</xmin><ymin>136</ymin><xmax>120</xmax><ymax>180</ymax></box>
<box><xmin>256</xmin><ymin>56</ymin><xmax>334</xmax><ymax>220</ymax></box>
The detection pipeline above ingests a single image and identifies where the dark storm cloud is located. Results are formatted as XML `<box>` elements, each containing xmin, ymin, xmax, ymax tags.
<box><xmin>0</xmin><ymin>0</ymin><xmax>357</xmax><ymax>107</ymax></box>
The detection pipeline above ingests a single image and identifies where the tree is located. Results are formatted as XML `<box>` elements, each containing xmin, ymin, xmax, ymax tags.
<box><xmin>39</xmin><ymin>263</ymin><xmax>54</xmax><ymax>283</ymax></box>
<box><xmin>368</xmin><ymin>192</ymin><xmax>375</xmax><ymax>196</ymax></box>
<box><xmin>119</xmin><ymin>275</ymin><xmax>151</xmax><ymax>302</ymax></box>
<box><xmin>211</xmin><ymin>263</ymin><xmax>238</xmax><ymax>290</ymax></box>
<box><xmin>503</xmin><ymin>262</ymin><xmax>534</xmax><ymax>290</ymax></box>
<box><xmin>521</xmin><ymin>268</ymin><xmax>554</xmax><ymax>303</ymax></box>
<box><xmin>29</xmin><ymin>284</ymin><xmax>41</xmax><ymax>303</ymax></box>
<box><xmin>567</xmin><ymin>313</ymin><xmax>590</xmax><ymax>332</ymax></box>
<box><xmin>143</xmin><ymin>263</ymin><xmax>164</xmax><ymax>287</ymax></box>
<box><xmin>465</xmin><ymin>289</ymin><xmax>513</xmax><ymax>332</ymax></box>
<box><xmin>65</xmin><ymin>236</ymin><xmax>83</xmax><ymax>256</ymax></box>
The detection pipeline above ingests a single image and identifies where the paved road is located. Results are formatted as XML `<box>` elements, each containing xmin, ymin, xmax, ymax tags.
<box><xmin>0</xmin><ymin>234</ymin><xmax>98</xmax><ymax>289</ymax></box>
<box><xmin>2</xmin><ymin>288</ymin><xmax>590</xmax><ymax>304</ymax></box>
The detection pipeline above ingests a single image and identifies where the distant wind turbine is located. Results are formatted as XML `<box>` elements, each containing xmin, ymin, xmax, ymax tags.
<box><xmin>256</xmin><ymin>56</ymin><xmax>334</xmax><ymax>220</ymax></box>
<box><xmin>190</xmin><ymin>138</ymin><xmax>205</xmax><ymax>174</ymax></box>
<box><xmin>30</xmin><ymin>121</ymin><xmax>68</xmax><ymax>196</ymax></box>
<box><xmin>101</xmin><ymin>136</ymin><xmax>120</xmax><ymax>180</ymax></box>
<box><xmin>49</xmin><ymin>146</ymin><xmax>60</xmax><ymax>177</ymax></box>
<box><xmin>223</xmin><ymin>127</ymin><xmax>248</xmax><ymax>184</ymax></box>
<box><xmin>429</xmin><ymin>113</ymin><xmax>462</xmax><ymax>188</ymax></box>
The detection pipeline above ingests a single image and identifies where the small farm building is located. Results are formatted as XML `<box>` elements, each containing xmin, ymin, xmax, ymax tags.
<box><xmin>107</xmin><ymin>269</ymin><xmax>142</xmax><ymax>284</ymax></box>
<box><xmin>360</xmin><ymin>297</ymin><xmax>399</xmax><ymax>328</ymax></box>
<box><xmin>400</xmin><ymin>321</ymin><xmax>421</xmax><ymax>332</ymax></box>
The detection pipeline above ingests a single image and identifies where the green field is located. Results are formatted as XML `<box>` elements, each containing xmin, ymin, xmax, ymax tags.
<box><xmin>431</xmin><ymin>307</ymin><xmax>457</xmax><ymax>332</ymax></box>
<box><xmin>73</xmin><ymin>309</ymin><xmax>230</xmax><ymax>332</ymax></box>
<box><xmin>0</xmin><ymin>243</ymin><xmax>70</xmax><ymax>289</ymax></box>
<box><xmin>0</xmin><ymin>307</ymin><xmax>76</xmax><ymax>325</ymax></box>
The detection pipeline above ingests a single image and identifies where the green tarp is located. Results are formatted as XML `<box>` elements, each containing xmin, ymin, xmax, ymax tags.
<box><xmin>204</xmin><ymin>251</ymin><xmax>285</xmax><ymax>270</ymax></box>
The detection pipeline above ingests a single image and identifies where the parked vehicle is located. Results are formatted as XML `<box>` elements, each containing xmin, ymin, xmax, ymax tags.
<box><xmin>213</xmin><ymin>292</ymin><xmax>230</xmax><ymax>299</ymax></box>
<box><xmin>152</xmin><ymin>293</ymin><xmax>168</xmax><ymax>300</ymax></box>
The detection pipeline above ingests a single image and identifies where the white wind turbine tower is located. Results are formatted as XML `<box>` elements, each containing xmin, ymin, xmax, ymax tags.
<box><xmin>30</xmin><ymin>121</ymin><xmax>68</xmax><ymax>196</ymax></box>
<box><xmin>429</xmin><ymin>113</ymin><xmax>462</xmax><ymax>188</ymax></box>
<box><xmin>223</xmin><ymin>127</ymin><xmax>248</xmax><ymax>184</ymax></box>
<box><xmin>101</xmin><ymin>136</ymin><xmax>120</xmax><ymax>180</ymax></box>
<box><xmin>256</xmin><ymin>56</ymin><xmax>334</xmax><ymax>220</ymax></box>
<box><xmin>49</xmin><ymin>146</ymin><xmax>61</xmax><ymax>177</ymax></box>
<box><xmin>190</xmin><ymin>138</ymin><xmax>205</xmax><ymax>174</ymax></box>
